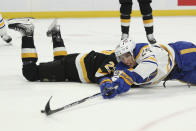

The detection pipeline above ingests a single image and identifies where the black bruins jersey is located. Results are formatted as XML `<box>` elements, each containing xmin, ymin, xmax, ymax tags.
<box><xmin>60</xmin><ymin>50</ymin><xmax>118</xmax><ymax>83</ymax></box>
<box><xmin>37</xmin><ymin>50</ymin><xmax>118</xmax><ymax>83</ymax></box>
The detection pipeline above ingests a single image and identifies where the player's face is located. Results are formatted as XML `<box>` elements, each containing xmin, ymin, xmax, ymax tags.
<box><xmin>119</xmin><ymin>52</ymin><xmax>136</xmax><ymax>67</ymax></box>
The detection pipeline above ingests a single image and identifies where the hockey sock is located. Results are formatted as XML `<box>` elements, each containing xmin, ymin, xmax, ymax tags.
<box><xmin>142</xmin><ymin>14</ymin><xmax>153</xmax><ymax>35</ymax></box>
<box><xmin>120</xmin><ymin>14</ymin><xmax>131</xmax><ymax>35</ymax></box>
<box><xmin>21</xmin><ymin>36</ymin><xmax>38</xmax><ymax>65</ymax></box>
<box><xmin>120</xmin><ymin>3</ymin><xmax>132</xmax><ymax>36</ymax></box>
<box><xmin>52</xmin><ymin>35</ymin><xmax>67</xmax><ymax>60</ymax></box>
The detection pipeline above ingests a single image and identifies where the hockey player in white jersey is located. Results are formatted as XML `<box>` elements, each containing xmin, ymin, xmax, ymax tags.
<box><xmin>0</xmin><ymin>14</ymin><xmax>12</xmax><ymax>43</ymax></box>
<box><xmin>100</xmin><ymin>39</ymin><xmax>196</xmax><ymax>99</ymax></box>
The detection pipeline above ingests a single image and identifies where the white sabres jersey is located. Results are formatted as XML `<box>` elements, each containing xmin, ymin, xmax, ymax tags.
<box><xmin>147</xmin><ymin>44</ymin><xmax>175</xmax><ymax>85</ymax></box>
<box><xmin>114</xmin><ymin>43</ymin><xmax>176</xmax><ymax>86</ymax></box>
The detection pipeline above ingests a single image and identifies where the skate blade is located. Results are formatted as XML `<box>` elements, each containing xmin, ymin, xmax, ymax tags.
<box><xmin>47</xmin><ymin>19</ymin><xmax>58</xmax><ymax>36</ymax></box>
<box><xmin>48</xmin><ymin>19</ymin><xmax>57</xmax><ymax>31</ymax></box>
<box><xmin>7</xmin><ymin>17</ymin><xmax>35</xmax><ymax>25</ymax></box>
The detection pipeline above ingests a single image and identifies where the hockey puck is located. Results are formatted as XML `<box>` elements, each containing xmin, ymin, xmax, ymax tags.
<box><xmin>41</xmin><ymin>110</ymin><xmax>45</xmax><ymax>113</ymax></box>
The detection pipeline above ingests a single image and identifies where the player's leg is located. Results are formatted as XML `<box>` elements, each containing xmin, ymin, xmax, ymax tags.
<box><xmin>8</xmin><ymin>18</ymin><xmax>39</xmax><ymax>81</ymax></box>
<box><xmin>8</xmin><ymin>18</ymin><xmax>68</xmax><ymax>82</ymax></box>
<box><xmin>177</xmin><ymin>70</ymin><xmax>196</xmax><ymax>85</ymax></box>
<box><xmin>0</xmin><ymin>14</ymin><xmax>12</xmax><ymax>43</ymax></box>
<box><xmin>164</xmin><ymin>66</ymin><xmax>196</xmax><ymax>85</ymax></box>
<box><xmin>167</xmin><ymin>41</ymin><xmax>196</xmax><ymax>84</ymax></box>
<box><xmin>39</xmin><ymin>53</ymin><xmax>81</xmax><ymax>82</ymax></box>
<box><xmin>119</xmin><ymin>0</ymin><xmax>133</xmax><ymax>40</ymax></box>
<box><xmin>137</xmin><ymin>0</ymin><xmax>156</xmax><ymax>44</ymax></box>
<box><xmin>47</xmin><ymin>19</ymin><xmax>67</xmax><ymax>60</ymax></box>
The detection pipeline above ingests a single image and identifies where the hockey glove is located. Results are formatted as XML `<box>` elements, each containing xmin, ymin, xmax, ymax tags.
<box><xmin>113</xmin><ymin>72</ymin><xmax>133</xmax><ymax>94</ymax></box>
<box><xmin>99</xmin><ymin>77</ymin><xmax>117</xmax><ymax>99</ymax></box>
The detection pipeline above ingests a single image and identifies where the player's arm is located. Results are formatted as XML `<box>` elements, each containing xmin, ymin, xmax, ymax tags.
<box><xmin>93</xmin><ymin>52</ymin><xmax>117</xmax><ymax>81</ymax></box>
<box><xmin>95</xmin><ymin>55</ymin><xmax>118</xmax><ymax>99</ymax></box>
<box><xmin>121</xmin><ymin>45</ymin><xmax>158</xmax><ymax>85</ymax></box>
<box><xmin>112</xmin><ymin>45</ymin><xmax>158</xmax><ymax>95</ymax></box>
<box><xmin>95</xmin><ymin>60</ymin><xmax>116</xmax><ymax>83</ymax></box>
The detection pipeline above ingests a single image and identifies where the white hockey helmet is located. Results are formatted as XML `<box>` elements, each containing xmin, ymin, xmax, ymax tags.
<box><xmin>115</xmin><ymin>39</ymin><xmax>136</xmax><ymax>62</ymax></box>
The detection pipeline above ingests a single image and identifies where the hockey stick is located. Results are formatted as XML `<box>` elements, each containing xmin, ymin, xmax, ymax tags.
<box><xmin>41</xmin><ymin>92</ymin><xmax>101</xmax><ymax>116</ymax></box>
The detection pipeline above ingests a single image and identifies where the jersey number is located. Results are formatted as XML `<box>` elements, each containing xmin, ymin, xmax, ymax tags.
<box><xmin>104</xmin><ymin>61</ymin><xmax>115</xmax><ymax>73</ymax></box>
<box><xmin>142</xmin><ymin>47</ymin><xmax>152</xmax><ymax>56</ymax></box>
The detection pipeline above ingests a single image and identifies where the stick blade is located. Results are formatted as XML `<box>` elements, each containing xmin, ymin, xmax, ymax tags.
<box><xmin>41</xmin><ymin>96</ymin><xmax>53</xmax><ymax>116</ymax></box>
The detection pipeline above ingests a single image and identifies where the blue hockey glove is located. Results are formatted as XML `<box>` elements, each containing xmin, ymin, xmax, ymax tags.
<box><xmin>113</xmin><ymin>72</ymin><xmax>133</xmax><ymax>94</ymax></box>
<box><xmin>99</xmin><ymin>77</ymin><xmax>117</xmax><ymax>99</ymax></box>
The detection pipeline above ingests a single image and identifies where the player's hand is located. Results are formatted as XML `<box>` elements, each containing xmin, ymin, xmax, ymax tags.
<box><xmin>99</xmin><ymin>77</ymin><xmax>117</xmax><ymax>99</ymax></box>
<box><xmin>112</xmin><ymin>71</ymin><xmax>133</xmax><ymax>94</ymax></box>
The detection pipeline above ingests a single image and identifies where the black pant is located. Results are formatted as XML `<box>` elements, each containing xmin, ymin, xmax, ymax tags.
<box><xmin>22</xmin><ymin>54</ymin><xmax>80</xmax><ymax>82</ymax></box>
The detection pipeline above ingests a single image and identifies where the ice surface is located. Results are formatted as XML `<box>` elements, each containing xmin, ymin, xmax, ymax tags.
<box><xmin>0</xmin><ymin>16</ymin><xmax>196</xmax><ymax>131</ymax></box>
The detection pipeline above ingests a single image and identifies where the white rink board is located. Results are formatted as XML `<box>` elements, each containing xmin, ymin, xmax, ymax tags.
<box><xmin>0</xmin><ymin>0</ymin><xmax>196</xmax><ymax>12</ymax></box>
<box><xmin>0</xmin><ymin>16</ymin><xmax>196</xmax><ymax>131</ymax></box>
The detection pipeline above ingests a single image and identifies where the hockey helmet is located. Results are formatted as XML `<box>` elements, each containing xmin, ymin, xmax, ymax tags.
<box><xmin>115</xmin><ymin>39</ymin><xmax>136</xmax><ymax>62</ymax></box>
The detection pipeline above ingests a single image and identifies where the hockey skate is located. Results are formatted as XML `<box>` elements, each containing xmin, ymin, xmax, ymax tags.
<box><xmin>147</xmin><ymin>34</ymin><xmax>157</xmax><ymax>44</ymax></box>
<box><xmin>46</xmin><ymin>19</ymin><xmax>61</xmax><ymax>37</ymax></box>
<box><xmin>1</xmin><ymin>34</ymin><xmax>12</xmax><ymax>43</ymax></box>
<box><xmin>7</xmin><ymin>18</ymin><xmax>34</xmax><ymax>36</ymax></box>
<box><xmin>121</xmin><ymin>33</ymin><xmax>129</xmax><ymax>40</ymax></box>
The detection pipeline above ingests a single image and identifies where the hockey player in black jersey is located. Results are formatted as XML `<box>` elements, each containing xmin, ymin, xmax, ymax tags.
<box><xmin>8</xmin><ymin>18</ymin><xmax>118</xmax><ymax>94</ymax></box>
<box><xmin>120</xmin><ymin>0</ymin><xmax>156</xmax><ymax>44</ymax></box>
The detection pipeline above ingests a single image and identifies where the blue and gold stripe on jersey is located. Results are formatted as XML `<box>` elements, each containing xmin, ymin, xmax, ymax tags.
<box><xmin>133</xmin><ymin>43</ymin><xmax>158</xmax><ymax>67</ymax></box>
<box><xmin>169</xmin><ymin>41</ymin><xmax>196</xmax><ymax>71</ymax></box>
<box><xmin>133</xmin><ymin>43</ymin><xmax>159</xmax><ymax>72</ymax></box>
<box><xmin>123</xmin><ymin>66</ymin><xmax>158</xmax><ymax>85</ymax></box>
<box><xmin>99</xmin><ymin>78</ymin><xmax>112</xmax><ymax>85</ymax></box>
<box><xmin>133</xmin><ymin>43</ymin><xmax>150</xmax><ymax>61</ymax></box>
<box><xmin>142</xmin><ymin>55</ymin><xmax>158</xmax><ymax>66</ymax></box>
<box><xmin>143</xmin><ymin>69</ymin><xmax>158</xmax><ymax>83</ymax></box>
<box><xmin>120</xmin><ymin>72</ymin><xmax>134</xmax><ymax>86</ymax></box>
<box><xmin>160</xmin><ymin>44</ymin><xmax>175</xmax><ymax>73</ymax></box>
<box><xmin>180</xmin><ymin>48</ymin><xmax>196</xmax><ymax>54</ymax></box>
